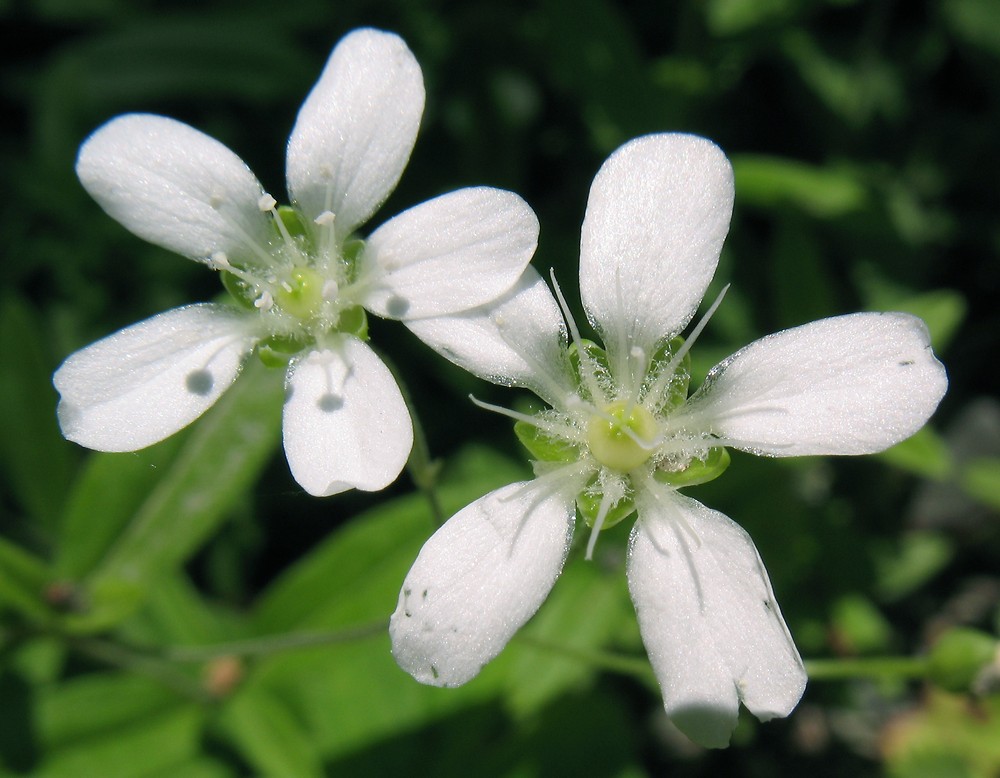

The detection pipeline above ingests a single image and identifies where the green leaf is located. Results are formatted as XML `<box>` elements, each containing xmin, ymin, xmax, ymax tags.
<box><xmin>67</xmin><ymin>362</ymin><xmax>283</xmax><ymax>631</ymax></box>
<box><xmin>252</xmin><ymin>446</ymin><xmax>528</xmax><ymax>632</ymax></box>
<box><xmin>215</xmin><ymin>685</ymin><xmax>323</xmax><ymax>778</ymax></box>
<box><xmin>505</xmin><ymin>561</ymin><xmax>634</xmax><ymax>717</ymax></box>
<box><xmin>34</xmin><ymin>705</ymin><xmax>203</xmax><ymax>778</ymax></box>
<box><xmin>0</xmin><ymin>297</ymin><xmax>76</xmax><ymax>527</ymax></box>
<box><xmin>877</xmin><ymin>427</ymin><xmax>954</xmax><ymax>481</ymax></box>
<box><xmin>0</xmin><ymin>535</ymin><xmax>53</xmax><ymax>620</ymax></box>
<box><xmin>55</xmin><ymin>436</ymin><xmax>184</xmax><ymax>580</ymax></box>
<box><xmin>875</xmin><ymin>532</ymin><xmax>955</xmax><ymax>602</ymax></box>
<box><xmin>732</xmin><ymin>154</ymin><xmax>869</xmax><ymax>218</ymax></box>
<box><xmin>960</xmin><ymin>458</ymin><xmax>1000</xmax><ymax>510</ymax></box>
<box><xmin>944</xmin><ymin>0</ymin><xmax>1000</xmax><ymax>58</ymax></box>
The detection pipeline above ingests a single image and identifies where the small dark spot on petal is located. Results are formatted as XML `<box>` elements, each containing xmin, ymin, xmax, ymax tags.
<box><xmin>404</xmin><ymin>587</ymin><xmax>412</xmax><ymax>597</ymax></box>
<box><xmin>317</xmin><ymin>393</ymin><xmax>343</xmax><ymax>412</ymax></box>
<box><xmin>385</xmin><ymin>295</ymin><xmax>410</xmax><ymax>317</ymax></box>
<box><xmin>404</xmin><ymin>610</ymin><xmax>412</xmax><ymax>618</ymax></box>
<box><xmin>186</xmin><ymin>369</ymin><xmax>213</xmax><ymax>396</ymax></box>
<box><xmin>430</xmin><ymin>665</ymin><xmax>439</xmax><ymax>679</ymax></box>
<box><xmin>422</xmin><ymin>589</ymin><xmax>428</xmax><ymax>600</ymax></box>
<box><xmin>899</xmin><ymin>359</ymin><xmax>915</xmax><ymax>367</ymax></box>
<box><xmin>763</xmin><ymin>600</ymin><xmax>772</xmax><ymax>611</ymax></box>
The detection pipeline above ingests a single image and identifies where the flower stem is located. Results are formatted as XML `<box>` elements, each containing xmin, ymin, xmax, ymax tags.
<box><xmin>374</xmin><ymin>348</ymin><xmax>445</xmax><ymax>525</ymax></box>
<box><xmin>161</xmin><ymin>619</ymin><xmax>387</xmax><ymax>662</ymax></box>
<box><xmin>804</xmin><ymin>656</ymin><xmax>930</xmax><ymax>681</ymax></box>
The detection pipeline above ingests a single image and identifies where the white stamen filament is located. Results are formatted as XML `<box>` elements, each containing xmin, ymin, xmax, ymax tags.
<box><xmin>646</xmin><ymin>284</ymin><xmax>730</xmax><ymax>409</ymax></box>
<box><xmin>469</xmin><ymin>395</ymin><xmax>585</xmax><ymax>443</ymax></box>
<box><xmin>585</xmin><ymin>489</ymin><xmax>616</xmax><ymax>560</ymax></box>
<box><xmin>549</xmin><ymin>269</ymin><xmax>604</xmax><ymax>405</ymax></box>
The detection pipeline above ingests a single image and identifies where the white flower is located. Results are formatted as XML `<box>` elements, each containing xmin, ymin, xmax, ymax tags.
<box><xmin>53</xmin><ymin>28</ymin><xmax>537</xmax><ymax>496</ymax></box>
<box><xmin>389</xmin><ymin>133</ymin><xmax>948</xmax><ymax>747</ymax></box>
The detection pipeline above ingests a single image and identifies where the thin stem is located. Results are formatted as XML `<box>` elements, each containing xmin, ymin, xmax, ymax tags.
<box><xmin>373</xmin><ymin>347</ymin><xmax>445</xmax><ymax>526</ymax></box>
<box><xmin>804</xmin><ymin>656</ymin><xmax>930</xmax><ymax>681</ymax></box>
<box><xmin>513</xmin><ymin>634</ymin><xmax>656</xmax><ymax>684</ymax></box>
<box><xmin>69</xmin><ymin>636</ymin><xmax>214</xmax><ymax>704</ymax></box>
<box><xmin>162</xmin><ymin>620</ymin><xmax>387</xmax><ymax>662</ymax></box>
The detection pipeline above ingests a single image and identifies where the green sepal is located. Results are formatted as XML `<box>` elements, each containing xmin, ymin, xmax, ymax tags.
<box><xmin>257</xmin><ymin>333</ymin><xmax>312</xmax><ymax>367</ymax></box>
<box><xmin>342</xmin><ymin>238</ymin><xmax>365</xmax><ymax>279</ymax></box>
<box><xmin>576</xmin><ymin>479</ymin><xmax>636</xmax><ymax>530</ymax></box>
<box><xmin>514</xmin><ymin>420</ymin><xmax>580</xmax><ymax>464</ymax></box>
<box><xmin>277</xmin><ymin>205</ymin><xmax>307</xmax><ymax>239</ymax></box>
<box><xmin>654</xmin><ymin>446</ymin><xmax>730</xmax><ymax>488</ymax></box>
<box><xmin>221</xmin><ymin>271</ymin><xmax>258</xmax><ymax>310</ymax></box>
<box><xmin>337</xmin><ymin>305</ymin><xmax>368</xmax><ymax>340</ymax></box>
<box><xmin>649</xmin><ymin>336</ymin><xmax>690</xmax><ymax>408</ymax></box>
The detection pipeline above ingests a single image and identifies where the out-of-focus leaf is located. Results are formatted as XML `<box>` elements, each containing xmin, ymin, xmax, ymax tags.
<box><xmin>875</xmin><ymin>532</ymin><xmax>955</xmax><ymax>602</ymax></box>
<box><xmin>65</xmin><ymin>362</ymin><xmax>282</xmax><ymax>632</ymax></box>
<box><xmin>960</xmin><ymin>458</ymin><xmax>1000</xmax><ymax>510</ymax></box>
<box><xmin>0</xmin><ymin>535</ymin><xmax>53</xmax><ymax>620</ymax></box>
<box><xmin>830</xmin><ymin>593</ymin><xmax>894</xmax><ymax>654</ymax></box>
<box><xmin>0</xmin><ymin>297</ymin><xmax>75</xmax><ymax>527</ymax></box>
<box><xmin>33</xmin><ymin>674</ymin><xmax>202</xmax><ymax>777</ymax></box>
<box><xmin>733</xmin><ymin>155</ymin><xmax>869</xmax><ymax>218</ymax></box>
<box><xmin>143</xmin><ymin>758</ymin><xmax>235</xmax><ymax>778</ymax></box>
<box><xmin>706</xmin><ymin>0</ymin><xmax>796</xmax><ymax>36</ymax></box>
<box><xmin>215</xmin><ymin>685</ymin><xmax>323</xmax><ymax>778</ymax></box>
<box><xmin>252</xmin><ymin>445</ymin><xmax>528</xmax><ymax>632</ymax></box>
<box><xmin>506</xmin><ymin>558</ymin><xmax>634</xmax><ymax>717</ymax></box>
<box><xmin>878</xmin><ymin>427</ymin><xmax>954</xmax><ymax>481</ymax></box>
<box><xmin>35</xmin><ymin>673</ymin><xmax>179</xmax><ymax>747</ymax></box>
<box><xmin>55</xmin><ymin>437</ymin><xmax>183</xmax><ymax>581</ymax></box>
<box><xmin>121</xmin><ymin>572</ymin><xmax>241</xmax><ymax>648</ymax></box>
<box><xmin>882</xmin><ymin>690</ymin><xmax>1000</xmax><ymax>778</ymax></box>
<box><xmin>944</xmin><ymin>0</ymin><xmax>1000</xmax><ymax>58</ymax></box>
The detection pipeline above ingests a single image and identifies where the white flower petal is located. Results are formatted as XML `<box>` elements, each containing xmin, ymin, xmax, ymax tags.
<box><xmin>53</xmin><ymin>304</ymin><xmax>257</xmax><ymax>452</ymax></box>
<box><xmin>359</xmin><ymin>187</ymin><xmax>539</xmax><ymax>320</ymax></box>
<box><xmin>282</xmin><ymin>337</ymin><xmax>412</xmax><ymax>496</ymax></box>
<box><xmin>390</xmin><ymin>478</ymin><xmax>578</xmax><ymax>686</ymax></box>
<box><xmin>579</xmin><ymin>133</ymin><xmax>734</xmax><ymax>363</ymax></box>
<box><xmin>682</xmin><ymin>312</ymin><xmax>948</xmax><ymax>456</ymax></box>
<box><xmin>76</xmin><ymin>114</ymin><xmax>270</xmax><ymax>264</ymax></box>
<box><xmin>286</xmin><ymin>28</ymin><xmax>424</xmax><ymax>236</ymax></box>
<box><xmin>628</xmin><ymin>491</ymin><xmax>806</xmax><ymax>749</ymax></box>
<box><xmin>405</xmin><ymin>268</ymin><xmax>573</xmax><ymax>406</ymax></box>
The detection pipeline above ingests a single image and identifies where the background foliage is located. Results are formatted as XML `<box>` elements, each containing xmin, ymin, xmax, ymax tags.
<box><xmin>2</xmin><ymin>0</ymin><xmax>999</xmax><ymax>775</ymax></box>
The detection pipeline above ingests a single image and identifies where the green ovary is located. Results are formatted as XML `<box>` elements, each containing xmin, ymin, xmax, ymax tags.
<box><xmin>586</xmin><ymin>401</ymin><xmax>659</xmax><ymax>472</ymax></box>
<box><xmin>275</xmin><ymin>267</ymin><xmax>325</xmax><ymax>320</ymax></box>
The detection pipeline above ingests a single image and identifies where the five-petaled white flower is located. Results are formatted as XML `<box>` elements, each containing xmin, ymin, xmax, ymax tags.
<box><xmin>53</xmin><ymin>28</ymin><xmax>537</xmax><ymax>496</ymax></box>
<box><xmin>389</xmin><ymin>133</ymin><xmax>948</xmax><ymax>747</ymax></box>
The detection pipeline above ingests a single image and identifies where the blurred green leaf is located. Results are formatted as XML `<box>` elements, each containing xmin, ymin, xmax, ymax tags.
<box><xmin>875</xmin><ymin>532</ymin><xmax>955</xmax><ymax>602</ymax></box>
<box><xmin>252</xmin><ymin>445</ymin><xmax>528</xmax><ymax>632</ymax></box>
<box><xmin>0</xmin><ymin>535</ymin><xmax>53</xmax><ymax>621</ymax></box>
<box><xmin>506</xmin><ymin>559</ymin><xmax>634</xmax><ymax>717</ymax></box>
<box><xmin>830</xmin><ymin>593</ymin><xmax>894</xmax><ymax>654</ymax></box>
<box><xmin>55</xmin><ymin>437</ymin><xmax>183</xmax><ymax>580</ymax></box>
<box><xmin>960</xmin><ymin>458</ymin><xmax>1000</xmax><ymax>510</ymax></box>
<box><xmin>733</xmin><ymin>155</ymin><xmax>869</xmax><ymax>218</ymax></box>
<box><xmin>66</xmin><ymin>362</ymin><xmax>282</xmax><ymax>631</ymax></box>
<box><xmin>944</xmin><ymin>0</ymin><xmax>1000</xmax><ymax>58</ymax></box>
<box><xmin>216</xmin><ymin>685</ymin><xmax>323</xmax><ymax>778</ymax></box>
<box><xmin>706</xmin><ymin>0</ymin><xmax>796</xmax><ymax>36</ymax></box>
<box><xmin>0</xmin><ymin>297</ymin><xmax>75</xmax><ymax>528</ymax></box>
<box><xmin>878</xmin><ymin>427</ymin><xmax>954</xmax><ymax>481</ymax></box>
<box><xmin>31</xmin><ymin>673</ymin><xmax>202</xmax><ymax>777</ymax></box>
<box><xmin>770</xmin><ymin>217</ymin><xmax>840</xmax><ymax>326</ymax></box>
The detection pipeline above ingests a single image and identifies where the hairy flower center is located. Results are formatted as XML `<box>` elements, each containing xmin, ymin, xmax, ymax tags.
<box><xmin>274</xmin><ymin>266</ymin><xmax>326</xmax><ymax>320</ymax></box>
<box><xmin>586</xmin><ymin>401</ymin><xmax>658</xmax><ymax>472</ymax></box>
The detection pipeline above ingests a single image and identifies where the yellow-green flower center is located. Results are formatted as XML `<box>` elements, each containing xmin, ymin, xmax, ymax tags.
<box><xmin>275</xmin><ymin>267</ymin><xmax>325</xmax><ymax>320</ymax></box>
<box><xmin>586</xmin><ymin>401</ymin><xmax>659</xmax><ymax>472</ymax></box>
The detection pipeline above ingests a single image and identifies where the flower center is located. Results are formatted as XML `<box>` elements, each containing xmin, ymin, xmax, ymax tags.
<box><xmin>274</xmin><ymin>266</ymin><xmax>325</xmax><ymax>320</ymax></box>
<box><xmin>586</xmin><ymin>401</ymin><xmax>658</xmax><ymax>472</ymax></box>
